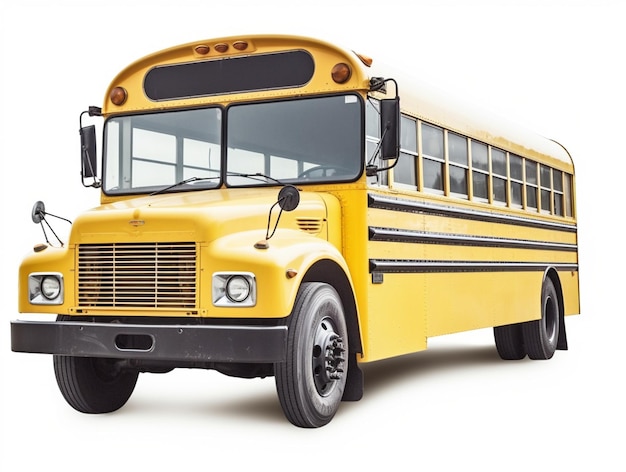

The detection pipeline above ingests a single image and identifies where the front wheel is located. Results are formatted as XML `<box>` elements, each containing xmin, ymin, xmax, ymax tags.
<box><xmin>53</xmin><ymin>356</ymin><xmax>139</xmax><ymax>414</ymax></box>
<box><xmin>275</xmin><ymin>282</ymin><xmax>348</xmax><ymax>428</ymax></box>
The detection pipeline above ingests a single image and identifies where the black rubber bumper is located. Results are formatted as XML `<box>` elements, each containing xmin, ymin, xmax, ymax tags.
<box><xmin>10</xmin><ymin>320</ymin><xmax>287</xmax><ymax>363</ymax></box>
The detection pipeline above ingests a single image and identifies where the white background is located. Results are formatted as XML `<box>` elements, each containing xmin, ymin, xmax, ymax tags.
<box><xmin>1</xmin><ymin>1</ymin><xmax>624</xmax><ymax>470</ymax></box>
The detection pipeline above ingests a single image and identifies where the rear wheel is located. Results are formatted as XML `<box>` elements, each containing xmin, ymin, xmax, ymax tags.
<box><xmin>275</xmin><ymin>282</ymin><xmax>348</xmax><ymax>428</ymax></box>
<box><xmin>494</xmin><ymin>323</ymin><xmax>526</xmax><ymax>360</ymax></box>
<box><xmin>523</xmin><ymin>277</ymin><xmax>560</xmax><ymax>360</ymax></box>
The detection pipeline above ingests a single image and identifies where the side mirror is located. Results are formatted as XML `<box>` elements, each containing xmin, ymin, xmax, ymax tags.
<box><xmin>277</xmin><ymin>185</ymin><xmax>300</xmax><ymax>212</ymax></box>
<box><xmin>255</xmin><ymin>185</ymin><xmax>301</xmax><ymax>249</ymax></box>
<box><xmin>31</xmin><ymin>201</ymin><xmax>46</xmax><ymax>224</ymax></box>
<box><xmin>379</xmin><ymin>97</ymin><xmax>400</xmax><ymax>160</ymax></box>
<box><xmin>80</xmin><ymin>125</ymin><xmax>98</xmax><ymax>179</ymax></box>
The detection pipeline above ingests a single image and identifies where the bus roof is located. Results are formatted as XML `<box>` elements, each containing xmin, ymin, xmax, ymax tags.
<box><xmin>366</xmin><ymin>56</ymin><xmax>573</xmax><ymax>170</ymax></box>
<box><xmin>103</xmin><ymin>34</ymin><xmax>573</xmax><ymax>171</ymax></box>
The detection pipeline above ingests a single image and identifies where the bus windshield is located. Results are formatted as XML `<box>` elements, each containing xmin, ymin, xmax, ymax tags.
<box><xmin>103</xmin><ymin>94</ymin><xmax>363</xmax><ymax>195</ymax></box>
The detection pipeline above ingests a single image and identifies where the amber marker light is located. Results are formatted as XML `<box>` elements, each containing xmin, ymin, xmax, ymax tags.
<box><xmin>233</xmin><ymin>41</ymin><xmax>248</xmax><ymax>51</ymax></box>
<box><xmin>195</xmin><ymin>45</ymin><xmax>210</xmax><ymax>55</ymax></box>
<box><xmin>331</xmin><ymin>63</ymin><xmax>351</xmax><ymax>84</ymax></box>
<box><xmin>110</xmin><ymin>86</ymin><xmax>127</xmax><ymax>106</ymax></box>
<box><xmin>214</xmin><ymin>43</ymin><xmax>229</xmax><ymax>53</ymax></box>
<box><xmin>355</xmin><ymin>52</ymin><xmax>373</xmax><ymax>67</ymax></box>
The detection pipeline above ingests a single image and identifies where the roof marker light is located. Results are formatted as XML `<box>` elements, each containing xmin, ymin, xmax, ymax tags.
<box><xmin>110</xmin><ymin>87</ymin><xmax>127</xmax><ymax>106</ymax></box>
<box><xmin>331</xmin><ymin>63</ymin><xmax>351</xmax><ymax>84</ymax></box>
<box><xmin>195</xmin><ymin>45</ymin><xmax>210</xmax><ymax>55</ymax></box>
<box><xmin>214</xmin><ymin>43</ymin><xmax>229</xmax><ymax>53</ymax></box>
<box><xmin>355</xmin><ymin>52</ymin><xmax>373</xmax><ymax>67</ymax></box>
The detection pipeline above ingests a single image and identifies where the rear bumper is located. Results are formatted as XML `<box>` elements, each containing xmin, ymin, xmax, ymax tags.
<box><xmin>10</xmin><ymin>320</ymin><xmax>287</xmax><ymax>363</ymax></box>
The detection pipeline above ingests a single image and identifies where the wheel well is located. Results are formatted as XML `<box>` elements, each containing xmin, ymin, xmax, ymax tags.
<box><xmin>302</xmin><ymin>259</ymin><xmax>362</xmax><ymax>354</ymax></box>
<box><xmin>545</xmin><ymin>268</ymin><xmax>568</xmax><ymax>350</ymax></box>
<box><xmin>302</xmin><ymin>259</ymin><xmax>364</xmax><ymax>401</ymax></box>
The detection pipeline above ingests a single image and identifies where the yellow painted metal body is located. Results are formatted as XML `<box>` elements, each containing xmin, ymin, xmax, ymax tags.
<box><xmin>18</xmin><ymin>34</ymin><xmax>579</xmax><ymax>365</ymax></box>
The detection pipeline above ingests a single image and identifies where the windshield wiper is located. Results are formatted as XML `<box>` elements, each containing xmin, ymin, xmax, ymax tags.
<box><xmin>150</xmin><ymin>172</ymin><xmax>283</xmax><ymax>196</ymax></box>
<box><xmin>227</xmin><ymin>172</ymin><xmax>285</xmax><ymax>185</ymax></box>
<box><xmin>149</xmin><ymin>176</ymin><xmax>218</xmax><ymax>196</ymax></box>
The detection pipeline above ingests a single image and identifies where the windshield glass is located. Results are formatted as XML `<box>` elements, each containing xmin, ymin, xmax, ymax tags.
<box><xmin>104</xmin><ymin>108</ymin><xmax>222</xmax><ymax>194</ymax></box>
<box><xmin>103</xmin><ymin>94</ymin><xmax>362</xmax><ymax>195</ymax></box>
<box><xmin>226</xmin><ymin>94</ymin><xmax>362</xmax><ymax>186</ymax></box>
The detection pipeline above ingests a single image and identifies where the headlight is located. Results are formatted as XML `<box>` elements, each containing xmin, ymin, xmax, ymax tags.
<box><xmin>212</xmin><ymin>272</ymin><xmax>256</xmax><ymax>307</ymax></box>
<box><xmin>41</xmin><ymin>276</ymin><xmax>61</xmax><ymax>300</ymax></box>
<box><xmin>225</xmin><ymin>275</ymin><xmax>251</xmax><ymax>302</ymax></box>
<box><xmin>29</xmin><ymin>272</ymin><xmax>64</xmax><ymax>305</ymax></box>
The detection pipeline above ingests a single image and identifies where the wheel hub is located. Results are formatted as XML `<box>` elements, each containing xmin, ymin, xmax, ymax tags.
<box><xmin>312</xmin><ymin>319</ymin><xmax>346</xmax><ymax>396</ymax></box>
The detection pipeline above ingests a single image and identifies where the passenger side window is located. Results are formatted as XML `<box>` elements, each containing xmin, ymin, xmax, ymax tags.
<box><xmin>394</xmin><ymin>115</ymin><xmax>417</xmax><ymax>188</ymax></box>
<box><xmin>448</xmin><ymin>132</ymin><xmax>468</xmax><ymax>198</ymax></box>
<box><xmin>471</xmin><ymin>141</ymin><xmax>489</xmax><ymax>201</ymax></box>
<box><xmin>510</xmin><ymin>154</ymin><xmax>523</xmax><ymax>208</ymax></box>
<box><xmin>525</xmin><ymin>159</ymin><xmax>538</xmax><ymax>210</ymax></box>
<box><xmin>422</xmin><ymin>123</ymin><xmax>444</xmax><ymax>193</ymax></box>
<box><xmin>491</xmin><ymin>148</ymin><xmax>507</xmax><ymax>205</ymax></box>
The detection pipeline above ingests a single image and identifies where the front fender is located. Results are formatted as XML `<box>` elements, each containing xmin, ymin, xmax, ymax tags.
<box><xmin>18</xmin><ymin>245</ymin><xmax>75</xmax><ymax>314</ymax></box>
<box><xmin>204</xmin><ymin>229</ymin><xmax>351</xmax><ymax>319</ymax></box>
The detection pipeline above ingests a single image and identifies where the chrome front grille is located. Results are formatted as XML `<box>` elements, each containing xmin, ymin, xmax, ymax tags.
<box><xmin>77</xmin><ymin>242</ymin><xmax>197</xmax><ymax>309</ymax></box>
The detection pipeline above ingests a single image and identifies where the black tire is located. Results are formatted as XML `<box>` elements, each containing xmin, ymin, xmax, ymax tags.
<box><xmin>53</xmin><ymin>355</ymin><xmax>139</xmax><ymax>414</ymax></box>
<box><xmin>53</xmin><ymin>315</ymin><xmax>139</xmax><ymax>413</ymax></box>
<box><xmin>275</xmin><ymin>282</ymin><xmax>348</xmax><ymax>428</ymax></box>
<box><xmin>522</xmin><ymin>277</ymin><xmax>560</xmax><ymax>360</ymax></box>
<box><xmin>494</xmin><ymin>323</ymin><xmax>526</xmax><ymax>360</ymax></box>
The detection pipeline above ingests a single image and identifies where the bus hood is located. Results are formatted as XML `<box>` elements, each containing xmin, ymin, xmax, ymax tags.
<box><xmin>70</xmin><ymin>187</ymin><xmax>331</xmax><ymax>245</ymax></box>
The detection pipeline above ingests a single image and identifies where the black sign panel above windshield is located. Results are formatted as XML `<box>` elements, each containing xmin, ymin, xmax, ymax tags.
<box><xmin>144</xmin><ymin>50</ymin><xmax>315</xmax><ymax>101</ymax></box>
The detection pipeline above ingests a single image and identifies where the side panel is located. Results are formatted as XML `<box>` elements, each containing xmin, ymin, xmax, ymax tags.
<box><xmin>365</xmin><ymin>273</ymin><xmax>428</xmax><ymax>360</ymax></box>
<box><xmin>424</xmin><ymin>272</ymin><xmax>542</xmax><ymax>337</ymax></box>
<box><xmin>356</xmin><ymin>191</ymin><xmax>579</xmax><ymax>363</ymax></box>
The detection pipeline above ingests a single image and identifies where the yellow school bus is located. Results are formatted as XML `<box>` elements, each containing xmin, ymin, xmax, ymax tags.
<box><xmin>11</xmin><ymin>34</ymin><xmax>579</xmax><ymax>428</ymax></box>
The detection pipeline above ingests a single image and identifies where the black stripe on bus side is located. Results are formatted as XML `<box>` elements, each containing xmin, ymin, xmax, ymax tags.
<box><xmin>368</xmin><ymin>193</ymin><xmax>577</xmax><ymax>233</ymax></box>
<box><xmin>368</xmin><ymin>260</ymin><xmax>579</xmax><ymax>274</ymax></box>
<box><xmin>368</xmin><ymin>226</ymin><xmax>578</xmax><ymax>252</ymax></box>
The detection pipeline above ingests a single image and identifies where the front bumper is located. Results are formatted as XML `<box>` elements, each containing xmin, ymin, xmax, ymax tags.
<box><xmin>10</xmin><ymin>320</ymin><xmax>287</xmax><ymax>363</ymax></box>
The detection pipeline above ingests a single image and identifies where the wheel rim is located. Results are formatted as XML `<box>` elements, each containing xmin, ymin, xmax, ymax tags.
<box><xmin>312</xmin><ymin>316</ymin><xmax>346</xmax><ymax>397</ymax></box>
<box><xmin>91</xmin><ymin>358</ymin><xmax>125</xmax><ymax>383</ymax></box>
<box><xmin>544</xmin><ymin>294</ymin><xmax>558</xmax><ymax>344</ymax></box>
